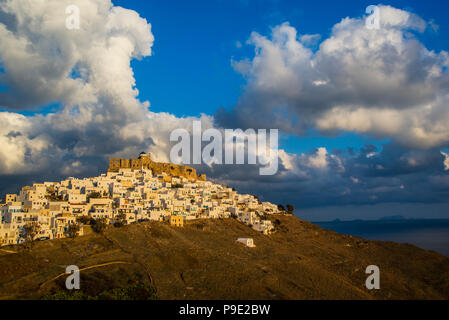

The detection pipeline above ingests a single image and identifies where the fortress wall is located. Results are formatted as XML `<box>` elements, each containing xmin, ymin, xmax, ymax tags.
<box><xmin>108</xmin><ymin>155</ymin><xmax>206</xmax><ymax>181</ymax></box>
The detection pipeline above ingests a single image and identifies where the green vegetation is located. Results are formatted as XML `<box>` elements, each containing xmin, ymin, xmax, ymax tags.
<box><xmin>42</xmin><ymin>283</ymin><xmax>157</xmax><ymax>300</ymax></box>
<box><xmin>20</xmin><ymin>222</ymin><xmax>41</xmax><ymax>249</ymax></box>
<box><xmin>114</xmin><ymin>213</ymin><xmax>127</xmax><ymax>228</ymax></box>
<box><xmin>46</xmin><ymin>190</ymin><xmax>64</xmax><ymax>201</ymax></box>
<box><xmin>277</xmin><ymin>204</ymin><xmax>294</xmax><ymax>214</ymax></box>
<box><xmin>76</xmin><ymin>215</ymin><xmax>92</xmax><ymax>225</ymax></box>
<box><xmin>87</xmin><ymin>192</ymin><xmax>102</xmax><ymax>200</ymax></box>
<box><xmin>92</xmin><ymin>217</ymin><xmax>108</xmax><ymax>233</ymax></box>
<box><xmin>67</xmin><ymin>224</ymin><xmax>81</xmax><ymax>239</ymax></box>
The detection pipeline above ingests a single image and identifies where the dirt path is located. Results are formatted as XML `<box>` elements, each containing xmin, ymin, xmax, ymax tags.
<box><xmin>102</xmin><ymin>233</ymin><xmax>155</xmax><ymax>285</ymax></box>
<box><xmin>0</xmin><ymin>249</ymin><xmax>16</xmax><ymax>254</ymax></box>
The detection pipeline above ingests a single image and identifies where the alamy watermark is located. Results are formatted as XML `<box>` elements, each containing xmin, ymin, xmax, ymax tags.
<box><xmin>170</xmin><ymin>121</ymin><xmax>279</xmax><ymax>176</ymax></box>
<box><xmin>66</xmin><ymin>5</ymin><xmax>80</xmax><ymax>30</ymax></box>
<box><xmin>365</xmin><ymin>5</ymin><xmax>380</xmax><ymax>30</ymax></box>
<box><xmin>65</xmin><ymin>265</ymin><xmax>80</xmax><ymax>290</ymax></box>
<box><xmin>365</xmin><ymin>265</ymin><xmax>380</xmax><ymax>290</ymax></box>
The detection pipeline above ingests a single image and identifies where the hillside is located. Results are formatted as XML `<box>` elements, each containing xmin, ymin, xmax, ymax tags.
<box><xmin>0</xmin><ymin>215</ymin><xmax>448</xmax><ymax>300</ymax></box>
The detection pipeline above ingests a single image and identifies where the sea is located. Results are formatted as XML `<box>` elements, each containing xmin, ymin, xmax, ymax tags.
<box><xmin>314</xmin><ymin>219</ymin><xmax>449</xmax><ymax>257</ymax></box>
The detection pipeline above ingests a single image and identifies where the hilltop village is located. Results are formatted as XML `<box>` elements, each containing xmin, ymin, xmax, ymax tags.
<box><xmin>0</xmin><ymin>153</ymin><xmax>280</xmax><ymax>246</ymax></box>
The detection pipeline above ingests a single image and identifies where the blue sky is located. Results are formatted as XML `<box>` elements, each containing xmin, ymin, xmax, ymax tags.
<box><xmin>115</xmin><ymin>0</ymin><xmax>449</xmax><ymax>114</ymax></box>
<box><xmin>4</xmin><ymin>0</ymin><xmax>448</xmax><ymax>156</ymax></box>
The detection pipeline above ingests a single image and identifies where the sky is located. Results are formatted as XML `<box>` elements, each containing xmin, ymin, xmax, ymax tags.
<box><xmin>117</xmin><ymin>0</ymin><xmax>449</xmax><ymax>154</ymax></box>
<box><xmin>0</xmin><ymin>0</ymin><xmax>449</xmax><ymax>220</ymax></box>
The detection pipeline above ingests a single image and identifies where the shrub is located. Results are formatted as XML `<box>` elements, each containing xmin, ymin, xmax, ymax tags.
<box><xmin>97</xmin><ymin>283</ymin><xmax>157</xmax><ymax>300</ymax></box>
<box><xmin>114</xmin><ymin>213</ymin><xmax>127</xmax><ymax>228</ymax></box>
<box><xmin>77</xmin><ymin>216</ymin><xmax>92</xmax><ymax>225</ymax></box>
<box><xmin>67</xmin><ymin>224</ymin><xmax>81</xmax><ymax>239</ymax></box>
<box><xmin>87</xmin><ymin>192</ymin><xmax>102</xmax><ymax>200</ymax></box>
<box><xmin>92</xmin><ymin>218</ymin><xmax>108</xmax><ymax>233</ymax></box>
<box><xmin>20</xmin><ymin>222</ymin><xmax>41</xmax><ymax>249</ymax></box>
<box><xmin>42</xmin><ymin>283</ymin><xmax>157</xmax><ymax>300</ymax></box>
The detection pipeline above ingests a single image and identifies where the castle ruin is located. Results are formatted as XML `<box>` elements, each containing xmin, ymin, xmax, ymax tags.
<box><xmin>108</xmin><ymin>152</ymin><xmax>206</xmax><ymax>181</ymax></box>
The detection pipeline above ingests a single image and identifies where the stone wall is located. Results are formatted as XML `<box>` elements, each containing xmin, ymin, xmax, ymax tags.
<box><xmin>108</xmin><ymin>154</ymin><xmax>206</xmax><ymax>181</ymax></box>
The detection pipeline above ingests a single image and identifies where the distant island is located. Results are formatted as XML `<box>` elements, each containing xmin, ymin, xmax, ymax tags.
<box><xmin>378</xmin><ymin>215</ymin><xmax>407</xmax><ymax>221</ymax></box>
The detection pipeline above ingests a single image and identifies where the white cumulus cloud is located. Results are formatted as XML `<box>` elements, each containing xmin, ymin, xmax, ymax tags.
<box><xmin>442</xmin><ymin>152</ymin><xmax>449</xmax><ymax>171</ymax></box>
<box><xmin>217</xmin><ymin>5</ymin><xmax>449</xmax><ymax>149</ymax></box>
<box><xmin>0</xmin><ymin>0</ymin><xmax>210</xmax><ymax>177</ymax></box>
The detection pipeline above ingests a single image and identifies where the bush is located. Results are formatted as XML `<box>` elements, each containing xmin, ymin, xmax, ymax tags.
<box><xmin>97</xmin><ymin>283</ymin><xmax>157</xmax><ymax>300</ymax></box>
<box><xmin>92</xmin><ymin>218</ymin><xmax>108</xmax><ymax>233</ymax></box>
<box><xmin>42</xmin><ymin>291</ymin><xmax>87</xmax><ymax>300</ymax></box>
<box><xmin>77</xmin><ymin>216</ymin><xmax>92</xmax><ymax>225</ymax></box>
<box><xmin>67</xmin><ymin>223</ymin><xmax>81</xmax><ymax>239</ymax></box>
<box><xmin>46</xmin><ymin>193</ymin><xmax>64</xmax><ymax>201</ymax></box>
<box><xmin>20</xmin><ymin>222</ymin><xmax>41</xmax><ymax>249</ymax></box>
<box><xmin>42</xmin><ymin>283</ymin><xmax>157</xmax><ymax>300</ymax></box>
<box><xmin>87</xmin><ymin>192</ymin><xmax>102</xmax><ymax>200</ymax></box>
<box><xmin>114</xmin><ymin>213</ymin><xmax>127</xmax><ymax>228</ymax></box>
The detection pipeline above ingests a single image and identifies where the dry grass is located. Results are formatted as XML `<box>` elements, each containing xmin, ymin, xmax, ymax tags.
<box><xmin>0</xmin><ymin>215</ymin><xmax>448</xmax><ymax>300</ymax></box>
